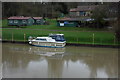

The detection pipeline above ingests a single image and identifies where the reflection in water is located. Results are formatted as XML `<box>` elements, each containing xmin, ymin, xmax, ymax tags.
<box><xmin>2</xmin><ymin>43</ymin><xmax>118</xmax><ymax>78</ymax></box>
<box><xmin>28</xmin><ymin>47</ymin><xmax>65</xmax><ymax>57</ymax></box>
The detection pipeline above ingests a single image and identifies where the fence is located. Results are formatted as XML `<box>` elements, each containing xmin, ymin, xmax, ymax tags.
<box><xmin>2</xmin><ymin>32</ymin><xmax>118</xmax><ymax>46</ymax></box>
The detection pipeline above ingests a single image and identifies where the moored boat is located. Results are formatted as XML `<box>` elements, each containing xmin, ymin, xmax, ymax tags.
<box><xmin>28</xmin><ymin>34</ymin><xmax>66</xmax><ymax>48</ymax></box>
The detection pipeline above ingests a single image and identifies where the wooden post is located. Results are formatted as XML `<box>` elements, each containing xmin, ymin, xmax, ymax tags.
<box><xmin>114</xmin><ymin>33</ymin><xmax>116</xmax><ymax>45</ymax></box>
<box><xmin>24</xmin><ymin>33</ymin><xmax>26</xmax><ymax>42</ymax></box>
<box><xmin>100</xmin><ymin>38</ymin><xmax>102</xmax><ymax>44</ymax></box>
<box><xmin>12</xmin><ymin>33</ymin><xmax>13</xmax><ymax>42</ymax></box>
<box><xmin>93</xmin><ymin>33</ymin><xmax>94</xmax><ymax>45</ymax></box>
<box><xmin>77</xmin><ymin>37</ymin><xmax>78</xmax><ymax>43</ymax></box>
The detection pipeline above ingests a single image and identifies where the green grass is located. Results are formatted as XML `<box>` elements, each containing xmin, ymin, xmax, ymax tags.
<box><xmin>2</xmin><ymin>19</ymin><xmax>107</xmax><ymax>31</ymax></box>
<box><xmin>2</xmin><ymin>19</ymin><xmax>119</xmax><ymax>45</ymax></box>
<box><xmin>2</xmin><ymin>19</ymin><xmax>17</xmax><ymax>28</ymax></box>
<box><xmin>25</xmin><ymin>19</ymin><xmax>108</xmax><ymax>31</ymax></box>
<box><xmin>2</xmin><ymin>28</ymin><xmax>119</xmax><ymax>45</ymax></box>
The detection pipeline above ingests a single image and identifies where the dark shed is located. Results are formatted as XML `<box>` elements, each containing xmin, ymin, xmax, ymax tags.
<box><xmin>57</xmin><ymin>17</ymin><xmax>94</xmax><ymax>27</ymax></box>
<box><xmin>57</xmin><ymin>17</ymin><xmax>82</xmax><ymax>27</ymax></box>
<box><xmin>8</xmin><ymin>16</ymin><xmax>34</xmax><ymax>26</ymax></box>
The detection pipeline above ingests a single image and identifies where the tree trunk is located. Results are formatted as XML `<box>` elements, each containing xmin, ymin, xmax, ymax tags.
<box><xmin>116</xmin><ymin>2</ymin><xmax>120</xmax><ymax>42</ymax></box>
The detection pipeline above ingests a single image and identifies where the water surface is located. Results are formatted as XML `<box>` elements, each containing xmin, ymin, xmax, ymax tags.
<box><xmin>2</xmin><ymin>43</ymin><xmax>118</xmax><ymax>78</ymax></box>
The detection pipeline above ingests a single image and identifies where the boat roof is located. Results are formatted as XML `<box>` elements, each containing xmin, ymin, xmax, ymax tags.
<box><xmin>36</xmin><ymin>37</ymin><xmax>51</xmax><ymax>39</ymax></box>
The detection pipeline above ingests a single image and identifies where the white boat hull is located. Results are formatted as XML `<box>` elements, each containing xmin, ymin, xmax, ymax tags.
<box><xmin>30</xmin><ymin>41</ymin><xmax>66</xmax><ymax>48</ymax></box>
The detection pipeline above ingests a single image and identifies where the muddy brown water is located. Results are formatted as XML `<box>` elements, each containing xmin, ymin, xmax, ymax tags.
<box><xmin>2</xmin><ymin>43</ymin><xmax>118</xmax><ymax>78</ymax></box>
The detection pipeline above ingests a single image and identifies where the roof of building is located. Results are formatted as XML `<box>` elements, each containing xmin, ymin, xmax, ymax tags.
<box><xmin>57</xmin><ymin>17</ymin><xmax>85</xmax><ymax>21</ymax></box>
<box><xmin>57</xmin><ymin>17</ymin><xmax>94</xmax><ymax>21</ymax></box>
<box><xmin>70</xmin><ymin>8</ymin><xmax>77</xmax><ymax>12</ymax></box>
<box><xmin>57</xmin><ymin>17</ymin><xmax>72</xmax><ymax>21</ymax></box>
<box><xmin>70</xmin><ymin>5</ymin><xmax>98</xmax><ymax>12</ymax></box>
<box><xmin>33</xmin><ymin>17</ymin><xmax>43</xmax><ymax>19</ymax></box>
<box><xmin>8</xmin><ymin>16</ymin><xmax>31</xmax><ymax>20</ymax></box>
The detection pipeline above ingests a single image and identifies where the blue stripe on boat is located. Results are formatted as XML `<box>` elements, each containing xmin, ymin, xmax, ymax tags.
<box><xmin>31</xmin><ymin>45</ymin><xmax>64</xmax><ymax>48</ymax></box>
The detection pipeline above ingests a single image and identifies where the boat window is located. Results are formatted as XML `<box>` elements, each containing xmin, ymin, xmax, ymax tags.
<box><xmin>49</xmin><ymin>35</ymin><xmax>56</xmax><ymax>39</ymax></box>
<box><xmin>56</xmin><ymin>36</ymin><xmax>61</xmax><ymax>40</ymax></box>
<box><xmin>60</xmin><ymin>35</ymin><xmax>65</xmax><ymax>41</ymax></box>
<box><xmin>36</xmin><ymin>38</ymin><xmax>47</xmax><ymax>41</ymax></box>
<box><xmin>49</xmin><ymin>35</ymin><xmax>65</xmax><ymax>41</ymax></box>
<box><xmin>56</xmin><ymin>35</ymin><xmax>65</xmax><ymax>41</ymax></box>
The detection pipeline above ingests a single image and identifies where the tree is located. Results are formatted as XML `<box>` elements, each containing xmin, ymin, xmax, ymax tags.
<box><xmin>53</xmin><ymin>3</ymin><xmax>68</xmax><ymax>15</ymax></box>
<box><xmin>91</xmin><ymin>5</ymin><xmax>107</xmax><ymax>28</ymax></box>
<box><xmin>105</xmin><ymin>2</ymin><xmax>119</xmax><ymax>42</ymax></box>
<box><xmin>2</xmin><ymin>2</ymin><xmax>20</xmax><ymax>17</ymax></box>
<box><xmin>113</xmin><ymin>2</ymin><xmax>120</xmax><ymax>42</ymax></box>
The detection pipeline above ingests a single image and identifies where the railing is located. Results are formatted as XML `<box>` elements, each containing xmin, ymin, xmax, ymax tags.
<box><xmin>2</xmin><ymin>32</ymin><xmax>119</xmax><ymax>46</ymax></box>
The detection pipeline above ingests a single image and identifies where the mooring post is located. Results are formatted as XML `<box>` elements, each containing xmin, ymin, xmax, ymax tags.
<box><xmin>77</xmin><ymin>37</ymin><xmax>78</xmax><ymax>43</ymax></box>
<box><xmin>12</xmin><ymin>33</ymin><xmax>13</xmax><ymax>42</ymax></box>
<box><xmin>114</xmin><ymin>33</ymin><xmax>116</xmax><ymax>45</ymax></box>
<box><xmin>100</xmin><ymin>38</ymin><xmax>102</xmax><ymax>44</ymax></box>
<box><xmin>24</xmin><ymin>33</ymin><xmax>26</xmax><ymax>42</ymax></box>
<box><xmin>93</xmin><ymin>33</ymin><xmax>94</xmax><ymax>45</ymax></box>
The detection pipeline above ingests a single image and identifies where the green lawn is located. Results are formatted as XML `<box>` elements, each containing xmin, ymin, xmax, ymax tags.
<box><xmin>2</xmin><ymin>19</ymin><xmax>119</xmax><ymax>45</ymax></box>
<box><xmin>2</xmin><ymin>19</ymin><xmax>17</xmax><ymax>28</ymax></box>
<box><xmin>2</xmin><ymin>19</ymin><xmax>108</xmax><ymax>31</ymax></box>
<box><xmin>2</xmin><ymin>28</ymin><xmax>118</xmax><ymax>45</ymax></box>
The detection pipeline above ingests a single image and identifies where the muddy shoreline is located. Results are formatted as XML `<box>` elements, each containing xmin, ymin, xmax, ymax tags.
<box><xmin>1</xmin><ymin>40</ymin><xmax>119</xmax><ymax>48</ymax></box>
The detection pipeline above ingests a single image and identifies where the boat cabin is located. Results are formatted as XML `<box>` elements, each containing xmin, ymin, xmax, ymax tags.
<box><xmin>35</xmin><ymin>37</ymin><xmax>55</xmax><ymax>42</ymax></box>
<box><xmin>49</xmin><ymin>34</ymin><xmax>66</xmax><ymax>42</ymax></box>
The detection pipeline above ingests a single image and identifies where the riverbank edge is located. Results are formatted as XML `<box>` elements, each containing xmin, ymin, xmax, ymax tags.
<box><xmin>1</xmin><ymin>40</ymin><xmax>119</xmax><ymax>48</ymax></box>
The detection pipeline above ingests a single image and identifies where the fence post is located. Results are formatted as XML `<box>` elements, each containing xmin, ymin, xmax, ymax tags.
<box><xmin>24</xmin><ymin>33</ymin><xmax>26</xmax><ymax>42</ymax></box>
<box><xmin>93</xmin><ymin>33</ymin><xmax>94</xmax><ymax>45</ymax></box>
<box><xmin>100</xmin><ymin>38</ymin><xmax>102</xmax><ymax>45</ymax></box>
<box><xmin>12</xmin><ymin>33</ymin><xmax>13</xmax><ymax>42</ymax></box>
<box><xmin>114</xmin><ymin>33</ymin><xmax>116</xmax><ymax>45</ymax></box>
<box><xmin>77</xmin><ymin>37</ymin><xmax>78</xmax><ymax>43</ymax></box>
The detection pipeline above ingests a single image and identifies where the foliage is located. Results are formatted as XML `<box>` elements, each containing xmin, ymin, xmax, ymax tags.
<box><xmin>2</xmin><ymin>2</ymin><xmax>103</xmax><ymax>18</ymax></box>
<box><xmin>105</xmin><ymin>2</ymin><xmax>119</xmax><ymax>41</ymax></box>
<box><xmin>2</xmin><ymin>2</ymin><xmax>72</xmax><ymax>18</ymax></box>
<box><xmin>91</xmin><ymin>5</ymin><xmax>107</xmax><ymax>28</ymax></box>
<box><xmin>114</xmin><ymin>2</ymin><xmax>120</xmax><ymax>41</ymax></box>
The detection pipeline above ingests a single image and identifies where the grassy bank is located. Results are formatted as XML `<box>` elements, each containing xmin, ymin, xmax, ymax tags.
<box><xmin>2</xmin><ymin>28</ymin><xmax>119</xmax><ymax>45</ymax></box>
<box><xmin>2</xmin><ymin>19</ymin><xmax>108</xmax><ymax>31</ymax></box>
<box><xmin>2</xmin><ymin>19</ymin><xmax>119</xmax><ymax>45</ymax></box>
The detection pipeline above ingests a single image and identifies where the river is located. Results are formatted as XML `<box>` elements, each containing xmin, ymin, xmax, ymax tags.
<box><xmin>2</xmin><ymin>43</ymin><xmax>118</xmax><ymax>78</ymax></box>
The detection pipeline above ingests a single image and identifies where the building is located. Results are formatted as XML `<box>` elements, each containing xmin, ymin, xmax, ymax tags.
<box><xmin>57</xmin><ymin>17</ymin><xmax>95</xmax><ymax>27</ymax></box>
<box><xmin>33</xmin><ymin>17</ymin><xmax>45</xmax><ymax>25</ymax></box>
<box><xmin>57</xmin><ymin>17</ymin><xmax>80</xmax><ymax>27</ymax></box>
<box><xmin>69</xmin><ymin>5</ymin><xmax>98</xmax><ymax>17</ymax></box>
<box><xmin>57</xmin><ymin>5</ymin><xmax>98</xmax><ymax>27</ymax></box>
<box><xmin>8</xmin><ymin>16</ymin><xmax>34</xmax><ymax>26</ymax></box>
